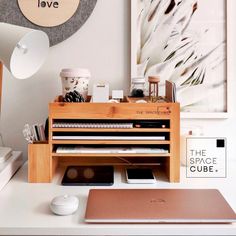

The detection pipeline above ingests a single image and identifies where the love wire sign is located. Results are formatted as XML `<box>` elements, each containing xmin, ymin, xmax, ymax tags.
<box><xmin>18</xmin><ymin>0</ymin><xmax>80</xmax><ymax>27</ymax></box>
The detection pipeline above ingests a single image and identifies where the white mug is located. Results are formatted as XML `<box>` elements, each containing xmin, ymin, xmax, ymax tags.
<box><xmin>60</xmin><ymin>68</ymin><xmax>91</xmax><ymax>100</ymax></box>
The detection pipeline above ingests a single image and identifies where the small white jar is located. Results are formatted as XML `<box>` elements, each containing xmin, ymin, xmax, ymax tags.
<box><xmin>60</xmin><ymin>68</ymin><xmax>91</xmax><ymax>100</ymax></box>
<box><xmin>50</xmin><ymin>195</ymin><xmax>79</xmax><ymax>216</ymax></box>
<box><xmin>130</xmin><ymin>77</ymin><xmax>145</xmax><ymax>97</ymax></box>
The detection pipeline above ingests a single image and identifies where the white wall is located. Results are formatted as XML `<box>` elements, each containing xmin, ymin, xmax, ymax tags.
<box><xmin>1</xmin><ymin>0</ymin><xmax>236</xmax><ymax>161</ymax></box>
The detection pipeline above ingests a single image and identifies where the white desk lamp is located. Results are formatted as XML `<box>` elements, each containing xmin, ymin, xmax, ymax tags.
<box><xmin>0</xmin><ymin>23</ymin><xmax>49</xmax><ymax>162</ymax></box>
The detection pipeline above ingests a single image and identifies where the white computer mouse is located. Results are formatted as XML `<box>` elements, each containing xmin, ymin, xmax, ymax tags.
<box><xmin>50</xmin><ymin>195</ymin><xmax>79</xmax><ymax>216</ymax></box>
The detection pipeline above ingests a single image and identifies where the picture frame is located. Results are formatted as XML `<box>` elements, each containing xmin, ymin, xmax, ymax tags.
<box><xmin>131</xmin><ymin>0</ymin><xmax>230</xmax><ymax>119</ymax></box>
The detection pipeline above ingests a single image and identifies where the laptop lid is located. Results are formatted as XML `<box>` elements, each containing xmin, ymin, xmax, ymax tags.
<box><xmin>85</xmin><ymin>189</ymin><xmax>236</xmax><ymax>223</ymax></box>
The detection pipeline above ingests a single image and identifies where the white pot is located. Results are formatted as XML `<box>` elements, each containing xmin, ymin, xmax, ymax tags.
<box><xmin>50</xmin><ymin>195</ymin><xmax>79</xmax><ymax>216</ymax></box>
<box><xmin>60</xmin><ymin>68</ymin><xmax>91</xmax><ymax>100</ymax></box>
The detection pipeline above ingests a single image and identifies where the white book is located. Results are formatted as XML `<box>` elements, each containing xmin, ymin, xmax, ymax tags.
<box><xmin>0</xmin><ymin>152</ymin><xmax>23</xmax><ymax>192</ymax></box>
<box><xmin>0</xmin><ymin>147</ymin><xmax>12</xmax><ymax>163</ymax></box>
<box><xmin>53</xmin><ymin>136</ymin><xmax>165</xmax><ymax>141</ymax></box>
<box><xmin>56</xmin><ymin>146</ymin><xmax>169</xmax><ymax>154</ymax></box>
<box><xmin>32</xmin><ymin>124</ymin><xmax>39</xmax><ymax>141</ymax></box>
<box><xmin>38</xmin><ymin>124</ymin><xmax>46</xmax><ymax>141</ymax></box>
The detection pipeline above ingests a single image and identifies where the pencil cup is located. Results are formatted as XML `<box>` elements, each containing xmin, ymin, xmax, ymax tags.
<box><xmin>28</xmin><ymin>143</ymin><xmax>50</xmax><ymax>183</ymax></box>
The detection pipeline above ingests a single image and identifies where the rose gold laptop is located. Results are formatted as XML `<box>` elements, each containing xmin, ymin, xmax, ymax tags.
<box><xmin>85</xmin><ymin>189</ymin><xmax>236</xmax><ymax>223</ymax></box>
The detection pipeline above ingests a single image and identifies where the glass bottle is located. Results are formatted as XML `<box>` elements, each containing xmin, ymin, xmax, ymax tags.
<box><xmin>130</xmin><ymin>77</ymin><xmax>145</xmax><ymax>97</ymax></box>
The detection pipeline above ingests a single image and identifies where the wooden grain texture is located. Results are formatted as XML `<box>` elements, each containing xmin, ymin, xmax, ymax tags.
<box><xmin>169</xmin><ymin>103</ymin><xmax>180</xmax><ymax>182</ymax></box>
<box><xmin>28</xmin><ymin>100</ymin><xmax>180</xmax><ymax>183</ymax></box>
<box><xmin>0</xmin><ymin>62</ymin><xmax>3</xmax><ymax>113</ymax></box>
<box><xmin>49</xmin><ymin>102</ymin><xmax>173</xmax><ymax>119</ymax></box>
<box><xmin>28</xmin><ymin>143</ymin><xmax>50</xmax><ymax>183</ymax></box>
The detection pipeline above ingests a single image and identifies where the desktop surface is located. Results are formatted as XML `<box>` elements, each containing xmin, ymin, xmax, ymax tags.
<box><xmin>0</xmin><ymin>163</ymin><xmax>236</xmax><ymax>235</ymax></box>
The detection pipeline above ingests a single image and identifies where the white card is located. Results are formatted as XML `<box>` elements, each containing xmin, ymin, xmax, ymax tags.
<box><xmin>186</xmin><ymin>138</ymin><xmax>226</xmax><ymax>178</ymax></box>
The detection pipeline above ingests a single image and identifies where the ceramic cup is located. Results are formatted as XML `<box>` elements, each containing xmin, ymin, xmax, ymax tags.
<box><xmin>60</xmin><ymin>68</ymin><xmax>91</xmax><ymax>100</ymax></box>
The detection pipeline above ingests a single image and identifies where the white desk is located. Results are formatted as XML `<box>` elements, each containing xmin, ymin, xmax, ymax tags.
<box><xmin>0</xmin><ymin>163</ymin><xmax>236</xmax><ymax>236</ymax></box>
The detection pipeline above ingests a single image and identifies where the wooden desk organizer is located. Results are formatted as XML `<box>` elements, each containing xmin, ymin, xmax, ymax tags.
<box><xmin>28</xmin><ymin>96</ymin><xmax>180</xmax><ymax>183</ymax></box>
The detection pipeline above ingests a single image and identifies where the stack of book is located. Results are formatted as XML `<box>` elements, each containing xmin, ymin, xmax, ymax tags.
<box><xmin>0</xmin><ymin>151</ymin><xmax>23</xmax><ymax>191</ymax></box>
<box><xmin>23</xmin><ymin>124</ymin><xmax>46</xmax><ymax>143</ymax></box>
<box><xmin>32</xmin><ymin>124</ymin><xmax>46</xmax><ymax>142</ymax></box>
<box><xmin>0</xmin><ymin>147</ymin><xmax>12</xmax><ymax>163</ymax></box>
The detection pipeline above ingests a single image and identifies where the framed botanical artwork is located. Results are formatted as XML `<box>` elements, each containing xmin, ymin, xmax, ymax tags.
<box><xmin>131</xmin><ymin>0</ymin><xmax>229</xmax><ymax>118</ymax></box>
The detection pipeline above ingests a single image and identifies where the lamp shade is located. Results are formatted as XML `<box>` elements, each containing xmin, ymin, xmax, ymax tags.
<box><xmin>0</xmin><ymin>23</ymin><xmax>49</xmax><ymax>79</ymax></box>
